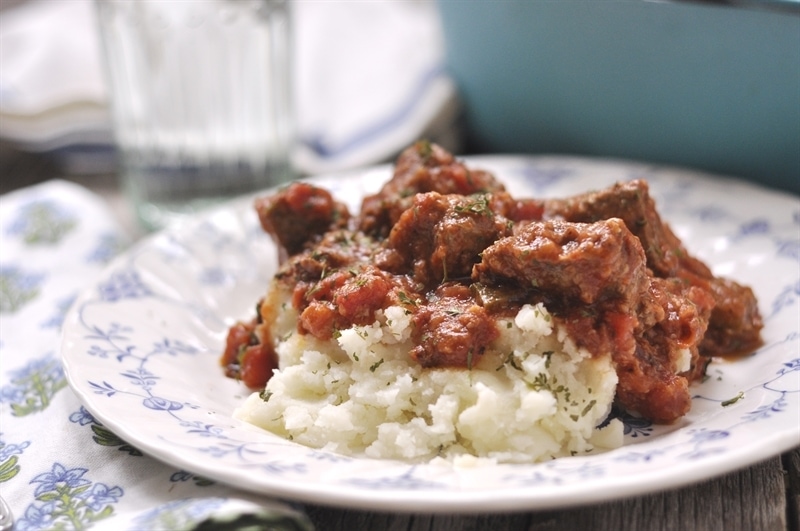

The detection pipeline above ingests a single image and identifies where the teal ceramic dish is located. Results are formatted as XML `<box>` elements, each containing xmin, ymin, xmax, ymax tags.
<box><xmin>437</xmin><ymin>0</ymin><xmax>800</xmax><ymax>194</ymax></box>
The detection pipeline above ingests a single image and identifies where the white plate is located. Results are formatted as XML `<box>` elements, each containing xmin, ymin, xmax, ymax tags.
<box><xmin>61</xmin><ymin>156</ymin><xmax>800</xmax><ymax>513</ymax></box>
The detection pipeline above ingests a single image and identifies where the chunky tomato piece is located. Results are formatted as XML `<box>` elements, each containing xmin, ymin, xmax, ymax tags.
<box><xmin>220</xmin><ymin>319</ymin><xmax>277</xmax><ymax>388</ymax></box>
<box><xmin>239</xmin><ymin>344</ymin><xmax>278</xmax><ymax>389</ymax></box>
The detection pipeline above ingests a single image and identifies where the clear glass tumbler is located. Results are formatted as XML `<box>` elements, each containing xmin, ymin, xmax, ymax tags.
<box><xmin>95</xmin><ymin>0</ymin><xmax>294</xmax><ymax>231</ymax></box>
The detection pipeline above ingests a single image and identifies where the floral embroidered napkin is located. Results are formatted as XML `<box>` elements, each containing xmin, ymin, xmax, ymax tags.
<box><xmin>0</xmin><ymin>180</ymin><xmax>313</xmax><ymax>530</ymax></box>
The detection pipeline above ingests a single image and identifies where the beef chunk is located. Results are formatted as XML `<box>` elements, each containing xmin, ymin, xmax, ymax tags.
<box><xmin>473</xmin><ymin>217</ymin><xmax>712</xmax><ymax>423</ymax></box>
<box><xmin>255</xmin><ymin>182</ymin><xmax>350</xmax><ymax>260</ymax></box>
<box><xmin>700</xmin><ymin>278</ymin><xmax>763</xmax><ymax>355</ymax></box>
<box><xmin>474</xmin><ymin>218</ymin><xmax>649</xmax><ymax>313</ymax></box>
<box><xmin>410</xmin><ymin>282</ymin><xmax>499</xmax><ymax>368</ymax></box>
<box><xmin>380</xmin><ymin>192</ymin><xmax>513</xmax><ymax>288</ymax></box>
<box><xmin>543</xmin><ymin>179</ymin><xmax>763</xmax><ymax>357</ymax></box>
<box><xmin>543</xmin><ymin>180</ymin><xmax>711</xmax><ymax>279</ymax></box>
<box><xmin>358</xmin><ymin>140</ymin><xmax>506</xmax><ymax>237</ymax></box>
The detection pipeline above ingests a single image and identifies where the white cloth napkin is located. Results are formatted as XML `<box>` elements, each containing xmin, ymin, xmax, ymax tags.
<box><xmin>0</xmin><ymin>180</ymin><xmax>313</xmax><ymax>530</ymax></box>
<box><xmin>0</xmin><ymin>0</ymin><xmax>461</xmax><ymax>175</ymax></box>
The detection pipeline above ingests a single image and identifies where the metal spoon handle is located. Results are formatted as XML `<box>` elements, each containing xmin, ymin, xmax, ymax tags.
<box><xmin>0</xmin><ymin>495</ymin><xmax>13</xmax><ymax>531</ymax></box>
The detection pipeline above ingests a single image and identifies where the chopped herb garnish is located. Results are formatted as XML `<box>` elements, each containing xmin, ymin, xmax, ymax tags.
<box><xmin>454</xmin><ymin>194</ymin><xmax>492</xmax><ymax>217</ymax></box>
<box><xmin>721</xmin><ymin>391</ymin><xmax>744</xmax><ymax>407</ymax></box>
<box><xmin>504</xmin><ymin>352</ymin><xmax>523</xmax><ymax>371</ymax></box>
<box><xmin>418</xmin><ymin>139</ymin><xmax>433</xmax><ymax>161</ymax></box>
<box><xmin>398</xmin><ymin>291</ymin><xmax>419</xmax><ymax>307</ymax></box>
<box><xmin>529</xmin><ymin>373</ymin><xmax>549</xmax><ymax>392</ymax></box>
<box><xmin>305</xmin><ymin>282</ymin><xmax>322</xmax><ymax>299</ymax></box>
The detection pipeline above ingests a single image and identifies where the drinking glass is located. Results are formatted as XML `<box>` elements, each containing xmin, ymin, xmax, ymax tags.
<box><xmin>95</xmin><ymin>0</ymin><xmax>294</xmax><ymax>230</ymax></box>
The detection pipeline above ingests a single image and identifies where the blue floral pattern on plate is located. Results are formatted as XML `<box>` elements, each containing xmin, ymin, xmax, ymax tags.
<box><xmin>61</xmin><ymin>156</ymin><xmax>800</xmax><ymax>513</ymax></box>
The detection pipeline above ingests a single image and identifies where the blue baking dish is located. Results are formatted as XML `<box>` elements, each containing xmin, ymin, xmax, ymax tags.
<box><xmin>437</xmin><ymin>0</ymin><xmax>800</xmax><ymax>194</ymax></box>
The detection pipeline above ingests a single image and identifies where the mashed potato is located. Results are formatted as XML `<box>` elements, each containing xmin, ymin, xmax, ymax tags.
<box><xmin>234</xmin><ymin>284</ymin><xmax>622</xmax><ymax>463</ymax></box>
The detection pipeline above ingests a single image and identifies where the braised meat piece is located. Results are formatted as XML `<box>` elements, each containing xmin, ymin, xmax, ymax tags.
<box><xmin>410</xmin><ymin>282</ymin><xmax>499</xmax><ymax>368</ymax></box>
<box><xmin>474</xmin><ymin>218</ymin><xmax>649</xmax><ymax>313</ymax></box>
<box><xmin>378</xmin><ymin>192</ymin><xmax>513</xmax><ymax>288</ymax></box>
<box><xmin>275</xmin><ymin>229</ymin><xmax>378</xmax><ymax>287</ymax></box>
<box><xmin>542</xmin><ymin>179</ymin><xmax>763</xmax><ymax>356</ymax></box>
<box><xmin>473</xmin><ymin>218</ymin><xmax>712</xmax><ymax>423</ymax></box>
<box><xmin>613</xmin><ymin>277</ymin><xmax>714</xmax><ymax>422</ymax></box>
<box><xmin>255</xmin><ymin>181</ymin><xmax>351</xmax><ymax>260</ymax></box>
<box><xmin>700</xmin><ymin>278</ymin><xmax>764</xmax><ymax>356</ymax></box>
<box><xmin>542</xmin><ymin>180</ymin><xmax>711</xmax><ymax>279</ymax></box>
<box><xmin>642</xmin><ymin>278</ymin><xmax>715</xmax><ymax>383</ymax></box>
<box><xmin>358</xmin><ymin>140</ymin><xmax>506</xmax><ymax>237</ymax></box>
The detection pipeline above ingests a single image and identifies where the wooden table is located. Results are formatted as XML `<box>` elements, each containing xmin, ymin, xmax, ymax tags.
<box><xmin>307</xmin><ymin>452</ymin><xmax>798</xmax><ymax>530</ymax></box>
<box><xmin>2</xmin><ymin>143</ymin><xmax>798</xmax><ymax>531</ymax></box>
